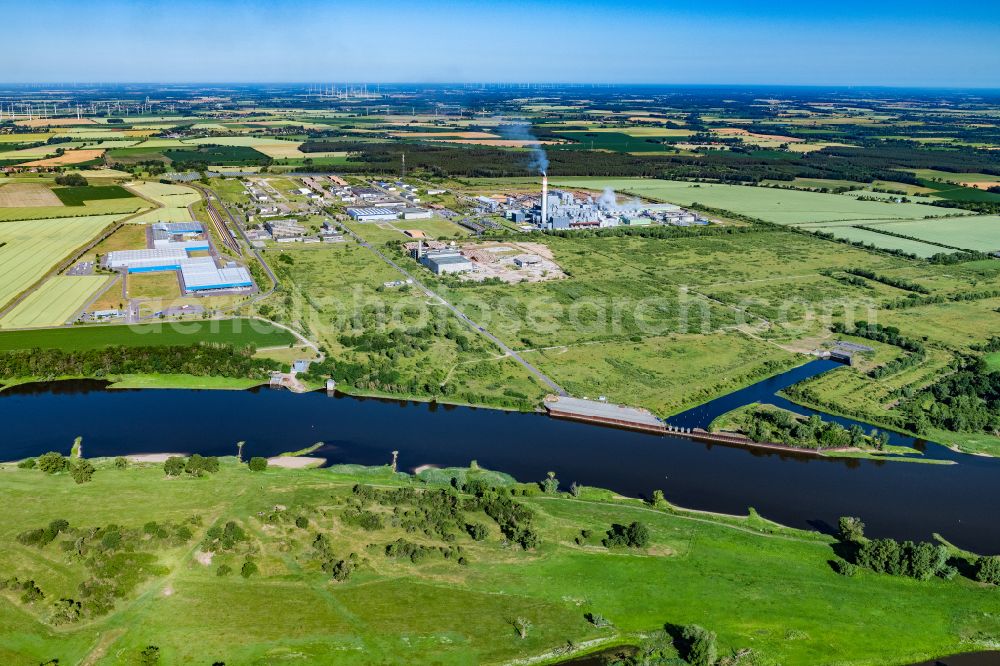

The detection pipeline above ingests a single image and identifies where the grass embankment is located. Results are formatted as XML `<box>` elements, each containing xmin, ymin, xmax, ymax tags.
<box><xmin>105</xmin><ymin>374</ymin><xmax>266</xmax><ymax>390</ymax></box>
<box><xmin>0</xmin><ymin>460</ymin><xmax>996</xmax><ymax>665</ymax></box>
<box><xmin>277</xmin><ymin>442</ymin><xmax>324</xmax><ymax>457</ymax></box>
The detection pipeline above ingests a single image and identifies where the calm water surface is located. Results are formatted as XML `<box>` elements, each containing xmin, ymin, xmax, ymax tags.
<box><xmin>2</xmin><ymin>360</ymin><xmax>998</xmax><ymax>553</ymax></box>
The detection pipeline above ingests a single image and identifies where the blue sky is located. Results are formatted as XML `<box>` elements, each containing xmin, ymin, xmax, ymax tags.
<box><xmin>6</xmin><ymin>0</ymin><xmax>1000</xmax><ymax>86</ymax></box>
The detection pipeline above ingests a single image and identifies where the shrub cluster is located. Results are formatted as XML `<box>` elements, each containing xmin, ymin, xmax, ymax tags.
<box><xmin>602</xmin><ymin>521</ymin><xmax>650</xmax><ymax>549</ymax></box>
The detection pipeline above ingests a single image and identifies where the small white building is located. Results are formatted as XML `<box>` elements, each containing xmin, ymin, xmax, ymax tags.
<box><xmin>401</xmin><ymin>207</ymin><xmax>433</xmax><ymax>220</ymax></box>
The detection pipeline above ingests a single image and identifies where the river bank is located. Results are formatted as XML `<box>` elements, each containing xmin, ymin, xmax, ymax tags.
<box><xmin>1</xmin><ymin>378</ymin><xmax>999</xmax><ymax>553</ymax></box>
<box><xmin>0</xmin><ymin>459</ymin><xmax>996</xmax><ymax>666</ymax></box>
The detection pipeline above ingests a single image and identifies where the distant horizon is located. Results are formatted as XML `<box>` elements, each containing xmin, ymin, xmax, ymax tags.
<box><xmin>2</xmin><ymin>82</ymin><xmax>1000</xmax><ymax>92</ymax></box>
<box><xmin>7</xmin><ymin>0</ymin><xmax>1000</xmax><ymax>88</ymax></box>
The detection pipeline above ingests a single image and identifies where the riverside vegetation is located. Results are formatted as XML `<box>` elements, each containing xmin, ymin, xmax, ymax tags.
<box><xmin>0</xmin><ymin>456</ymin><xmax>997</xmax><ymax>665</ymax></box>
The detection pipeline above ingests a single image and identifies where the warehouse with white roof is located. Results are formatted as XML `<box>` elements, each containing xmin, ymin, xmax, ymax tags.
<box><xmin>105</xmin><ymin>250</ymin><xmax>252</xmax><ymax>293</ymax></box>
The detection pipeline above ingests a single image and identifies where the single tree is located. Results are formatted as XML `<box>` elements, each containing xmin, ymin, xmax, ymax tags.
<box><xmin>681</xmin><ymin>624</ymin><xmax>718</xmax><ymax>666</ymax></box>
<box><xmin>838</xmin><ymin>516</ymin><xmax>866</xmax><ymax>543</ymax></box>
<box><xmin>70</xmin><ymin>460</ymin><xmax>95</xmax><ymax>484</ymax></box>
<box><xmin>248</xmin><ymin>457</ymin><xmax>268</xmax><ymax>472</ymax></box>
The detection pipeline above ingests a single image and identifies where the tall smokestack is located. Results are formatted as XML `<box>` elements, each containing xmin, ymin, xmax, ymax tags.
<box><xmin>541</xmin><ymin>173</ymin><xmax>548</xmax><ymax>227</ymax></box>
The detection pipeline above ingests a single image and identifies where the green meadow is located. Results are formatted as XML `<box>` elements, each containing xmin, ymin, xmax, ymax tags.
<box><xmin>0</xmin><ymin>461</ymin><xmax>995</xmax><ymax>665</ymax></box>
<box><xmin>0</xmin><ymin>318</ymin><xmax>295</xmax><ymax>352</ymax></box>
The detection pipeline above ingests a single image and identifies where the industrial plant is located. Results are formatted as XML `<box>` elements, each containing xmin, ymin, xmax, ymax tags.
<box><xmin>504</xmin><ymin>176</ymin><xmax>711</xmax><ymax>231</ymax></box>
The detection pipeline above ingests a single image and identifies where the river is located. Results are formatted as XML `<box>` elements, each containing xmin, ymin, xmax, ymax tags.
<box><xmin>1</xmin><ymin>360</ymin><xmax>998</xmax><ymax>553</ymax></box>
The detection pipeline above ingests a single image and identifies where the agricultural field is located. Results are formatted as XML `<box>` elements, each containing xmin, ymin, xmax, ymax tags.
<box><xmin>52</xmin><ymin>185</ymin><xmax>134</xmax><ymax>206</ymax></box>
<box><xmin>125</xmin><ymin>180</ymin><xmax>201</xmax><ymax>207</ymax></box>
<box><xmin>0</xmin><ymin>276</ymin><xmax>110</xmax><ymax>329</ymax></box>
<box><xmin>0</xmin><ymin>183</ymin><xmax>63</xmax><ymax>207</ymax></box>
<box><xmin>0</xmin><ymin>462</ymin><xmax>996</xmax><ymax>665</ymax></box>
<box><xmin>21</xmin><ymin>149</ymin><xmax>106</xmax><ymax>167</ymax></box>
<box><xmin>123</xmin><ymin>181</ymin><xmax>199</xmax><ymax>224</ymax></box>
<box><xmin>792</xmin><ymin>225</ymin><xmax>950</xmax><ymax>258</ymax></box>
<box><xmin>0</xmin><ymin>215</ymin><xmax>123</xmax><ymax>310</ymax></box>
<box><xmin>164</xmin><ymin>145</ymin><xmax>270</xmax><ymax>165</ymax></box>
<box><xmin>0</xmin><ymin>318</ymin><xmax>295</xmax><ymax>352</ymax></box>
<box><xmin>860</xmin><ymin>216</ymin><xmax>1000</xmax><ymax>253</ymax></box>
<box><xmin>0</xmin><ymin>180</ymin><xmax>151</xmax><ymax>222</ymax></box>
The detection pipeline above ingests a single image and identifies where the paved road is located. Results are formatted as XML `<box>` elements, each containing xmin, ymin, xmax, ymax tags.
<box><xmin>338</xmin><ymin>220</ymin><xmax>566</xmax><ymax>396</ymax></box>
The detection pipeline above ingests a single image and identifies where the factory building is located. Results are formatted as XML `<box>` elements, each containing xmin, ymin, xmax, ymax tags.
<box><xmin>351</xmin><ymin>187</ymin><xmax>382</xmax><ymax>200</ymax></box>
<box><xmin>419</xmin><ymin>248</ymin><xmax>474</xmax><ymax>275</ymax></box>
<box><xmin>265</xmin><ymin>219</ymin><xmax>307</xmax><ymax>241</ymax></box>
<box><xmin>523</xmin><ymin>180</ymin><xmax>708</xmax><ymax>231</ymax></box>
<box><xmin>106</xmin><ymin>248</ymin><xmax>188</xmax><ymax>273</ymax></box>
<box><xmin>106</xmin><ymin>250</ymin><xmax>252</xmax><ymax>293</ymax></box>
<box><xmin>151</xmin><ymin>222</ymin><xmax>210</xmax><ymax>252</ymax></box>
<box><xmin>179</xmin><ymin>257</ymin><xmax>253</xmax><ymax>292</ymax></box>
<box><xmin>401</xmin><ymin>207</ymin><xmax>433</xmax><ymax>220</ymax></box>
<box><xmin>348</xmin><ymin>207</ymin><xmax>399</xmax><ymax>222</ymax></box>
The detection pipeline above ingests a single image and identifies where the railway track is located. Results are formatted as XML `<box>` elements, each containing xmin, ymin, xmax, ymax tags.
<box><xmin>194</xmin><ymin>185</ymin><xmax>241</xmax><ymax>255</ymax></box>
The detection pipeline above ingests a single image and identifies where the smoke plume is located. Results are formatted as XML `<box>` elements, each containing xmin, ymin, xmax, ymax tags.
<box><xmin>598</xmin><ymin>187</ymin><xmax>641</xmax><ymax>211</ymax></box>
<box><xmin>497</xmin><ymin>120</ymin><xmax>549</xmax><ymax>174</ymax></box>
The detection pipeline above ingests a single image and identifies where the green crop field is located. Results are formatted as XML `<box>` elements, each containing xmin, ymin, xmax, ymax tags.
<box><xmin>549</xmin><ymin>178</ymin><xmax>954</xmax><ymax>225</ymax></box>
<box><xmin>0</xmin><ymin>276</ymin><xmax>110</xmax><ymax>329</ymax></box>
<box><xmin>128</xmin><ymin>207</ymin><xmax>194</xmax><ymax>224</ymax></box>
<box><xmin>52</xmin><ymin>185</ymin><xmax>135</xmax><ymax>206</ymax></box>
<box><xmin>803</xmin><ymin>224</ymin><xmax>952</xmax><ymax>257</ymax></box>
<box><xmin>862</xmin><ymin>216</ymin><xmax>1000</xmax><ymax>252</ymax></box>
<box><xmin>0</xmin><ymin>215</ymin><xmax>123</xmax><ymax>310</ymax></box>
<box><xmin>105</xmin><ymin>147</ymin><xmax>172</xmax><ymax>164</ymax></box>
<box><xmin>0</xmin><ymin>318</ymin><xmax>296</xmax><ymax>352</ymax></box>
<box><xmin>553</xmin><ymin>131</ymin><xmax>680</xmax><ymax>153</ymax></box>
<box><xmin>917</xmin><ymin>178</ymin><xmax>1000</xmax><ymax>204</ymax></box>
<box><xmin>164</xmin><ymin>145</ymin><xmax>270</xmax><ymax>165</ymax></box>
<box><xmin>0</xmin><ymin>461</ymin><xmax>996</xmax><ymax>666</ymax></box>
<box><xmin>0</xmin><ymin>198</ymin><xmax>150</xmax><ymax>222</ymax></box>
